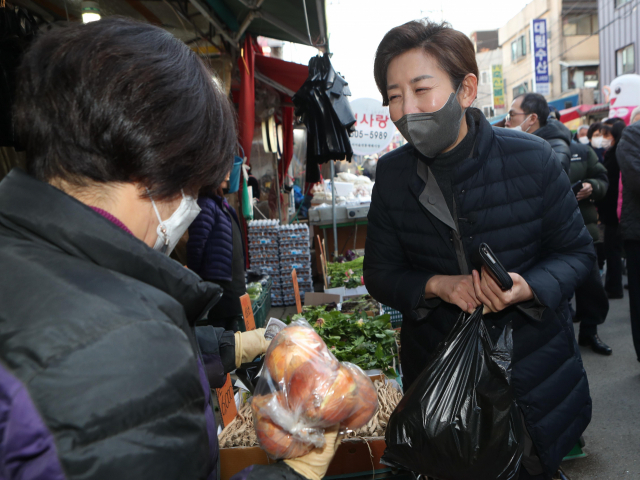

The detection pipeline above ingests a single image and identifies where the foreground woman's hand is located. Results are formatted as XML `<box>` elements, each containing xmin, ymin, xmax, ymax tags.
<box><xmin>425</xmin><ymin>275</ymin><xmax>481</xmax><ymax>314</ymax></box>
<box><xmin>284</xmin><ymin>425</ymin><xmax>343</xmax><ymax>480</ymax></box>
<box><xmin>472</xmin><ymin>266</ymin><xmax>534</xmax><ymax>313</ymax></box>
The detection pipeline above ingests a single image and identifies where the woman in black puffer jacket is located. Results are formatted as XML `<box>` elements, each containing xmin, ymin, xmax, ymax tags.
<box><xmin>596</xmin><ymin>120</ymin><xmax>627</xmax><ymax>298</ymax></box>
<box><xmin>364</xmin><ymin>20</ymin><xmax>594</xmax><ymax>480</ymax></box>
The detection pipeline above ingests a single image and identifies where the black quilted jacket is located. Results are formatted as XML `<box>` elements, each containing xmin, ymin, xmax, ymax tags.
<box><xmin>364</xmin><ymin>109</ymin><xmax>594</xmax><ymax>477</ymax></box>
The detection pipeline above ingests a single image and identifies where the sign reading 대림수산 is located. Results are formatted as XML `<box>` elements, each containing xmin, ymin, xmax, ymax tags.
<box><xmin>349</xmin><ymin>98</ymin><xmax>396</xmax><ymax>155</ymax></box>
<box><xmin>531</xmin><ymin>19</ymin><xmax>550</xmax><ymax>96</ymax></box>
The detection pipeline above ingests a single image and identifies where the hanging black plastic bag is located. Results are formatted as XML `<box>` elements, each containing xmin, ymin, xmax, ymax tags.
<box><xmin>382</xmin><ymin>308</ymin><xmax>523</xmax><ymax>480</ymax></box>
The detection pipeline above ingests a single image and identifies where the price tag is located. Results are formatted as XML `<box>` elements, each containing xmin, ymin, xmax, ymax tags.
<box><xmin>292</xmin><ymin>268</ymin><xmax>302</xmax><ymax>314</ymax></box>
<box><xmin>216</xmin><ymin>373</ymin><xmax>238</xmax><ymax>428</ymax></box>
<box><xmin>240</xmin><ymin>293</ymin><xmax>256</xmax><ymax>331</ymax></box>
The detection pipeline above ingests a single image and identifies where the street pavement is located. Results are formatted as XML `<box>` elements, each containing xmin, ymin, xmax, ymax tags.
<box><xmin>562</xmin><ymin>283</ymin><xmax>640</xmax><ymax>479</ymax></box>
<box><xmin>268</xmin><ymin>289</ymin><xmax>640</xmax><ymax>479</ymax></box>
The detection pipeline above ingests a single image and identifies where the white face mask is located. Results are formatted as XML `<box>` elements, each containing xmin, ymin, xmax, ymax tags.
<box><xmin>149</xmin><ymin>190</ymin><xmax>201</xmax><ymax>255</ymax></box>
<box><xmin>510</xmin><ymin>115</ymin><xmax>532</xmax><ymax>133</ymax></box>
<box><xmin>578</xmin><ymin>136</ymin><xmax>590</xmax><ymax>145</ymax></box>
<box><xmin>601</xmin><ymin>139</ymin><xmax>612</xmax><ymax>149</ymax></box>
<box><xmin>591</xmin><ymin>136</ymin><xmax>603</xmax><ymax>148</ymax></box>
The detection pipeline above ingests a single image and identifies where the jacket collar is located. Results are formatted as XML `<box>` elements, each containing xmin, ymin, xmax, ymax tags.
<box><xmin>0</xmin><ymin>169</ymin><xmax>221</xmax><ymax>324</ymax></box>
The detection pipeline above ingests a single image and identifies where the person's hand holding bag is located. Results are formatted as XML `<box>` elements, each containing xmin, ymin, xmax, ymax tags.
<box><xmin>472</xmin><ymin>267</ymin><xmax>534</xmax><ymax>313</ymax></box>
<box><xmin>234</xmin><ymin>328</ymin><xmax>269</xmax><ymax>368</ymax></box>
<box><xmin>284</xmin><ymin>425</ymin><xmax>344</xmax><ymax>480</ymax></box>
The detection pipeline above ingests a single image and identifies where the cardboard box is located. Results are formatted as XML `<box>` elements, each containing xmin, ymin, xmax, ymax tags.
<box><xmin>219</xmin><ymin>437</ymin><xmax>388</xmax><ymax>480</ymax></box>
<box><xmin>304</xmin><ymin>292</ymin><xmax>341</xmax><ymax>306</ymax></box>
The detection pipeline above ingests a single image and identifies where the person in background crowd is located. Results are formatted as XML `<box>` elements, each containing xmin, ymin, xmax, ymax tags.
<box><xmin>187</xmin><ymin>173</ymin><xmax>247</xmax><ymax>332</ymax></box>
<box><xmin>569</xmin><ymin>134</ymin><xmax>611</xmax><ymax>354</ymax></box>
<box><xmin>0</xmin><ymin>18</ymin><xmax>337</xmax><ymax>480</ymax></box>
<box><xmin>597</xmin><ymin>120</ymin><xmax>627</xmax><ymax>299</ymax></box>
<box><xmin>588</xmin><ymin>122</ymin><xmax>605</xmax><ymax>163</ymax></box>
<box><xmin>365</xmin><ymin>19</ymin><xmax>593</xmax><ymax>480</ymax></box>
<box><xmin>617</xmin><ymin>119</ymin><xmax>640</xmax><ymax>363</ymax></box>
<box><xmin>575</xmin><ymin>124</ymin><xmax>590</xmax><ymax>144</ymax></box>
<box><xmin>630</xmin><ymin>106</ymin><xmax>640</xmax><ymax>125</ymax></box>
<box><xmin>506</xmin><ymin>93</ymin><xmax>571</xmax><ymax>175</ymax></box>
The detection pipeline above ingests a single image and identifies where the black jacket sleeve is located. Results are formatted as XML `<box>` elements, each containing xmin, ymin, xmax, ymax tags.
<box><xmin>195</xmin><ymin>326</ymin><xmax>236</xmax><ymax>387</ymax></box>
<box><xmin>520</xmin><ymin>142</ymin><xmax>596</xmax><ymax>313</ymax></box>
<box><xmin>363</xmin><ymin>161</ymin><xmax>437</xmax><ymax>317</ymax></box>
<box><xmin>584</xmin><ymin>147</ymin><xmax>609</xmax><ymax>202</ymax></box>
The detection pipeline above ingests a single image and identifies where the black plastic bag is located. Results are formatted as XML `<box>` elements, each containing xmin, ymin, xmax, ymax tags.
<box><xmin>382</xmin><ymin>308</ymin><xmax>523</xmax><ymax>480</ymax></box>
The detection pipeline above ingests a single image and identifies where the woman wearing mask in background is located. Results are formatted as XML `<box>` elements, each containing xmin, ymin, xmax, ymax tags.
<box><xmin>588</xmin><ymin>122</ymin><xmax>605</xmax><ymax>163</ymax></box>
<box><xmin>364</xmin><ymin>19</ymin><xmax>593</xmax><ymax>480</ymax></box>
<box><xmin>0</xmin><ymin>18</ymin><xmax>340</xmax><ymax>480</ymax></box>
<box><xmin>597</xmin><ymin>120</ymin><xmax>627</xmax><ymax>299</ymax></box>
<box><xmin>187</xmin><ymin>173</ymin><xmax>247</xmax><ymax>332</ymax></box>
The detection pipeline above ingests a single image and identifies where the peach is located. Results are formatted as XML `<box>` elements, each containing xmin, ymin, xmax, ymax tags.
<box><xmin>265</xmin><ymin>325</ymin><xmax>333</xmax><ymax>385</ymax></box>
<box><xmin>252</xmin><ymin>393</ymin><xmax>314</xmax><ymax>459</ymax></box>
<box><xmin>287</xmin><ymin>358</ymin><xmax>339</xmax><ymax>419</ymax></box>
<box><xmin>315</xmin><ymin>365</ymin><xmax>359</xmax><ymax>427</ymax></box>
<box><xmin>341</xmin><ymin>367</ymin><xmax>378</xmax><ymax>430</ymax></box>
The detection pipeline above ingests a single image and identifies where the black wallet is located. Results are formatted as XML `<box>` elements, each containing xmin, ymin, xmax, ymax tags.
<box><xmin>477</xmin><ymin>243</ymin><xmax>513</xmax><ymax>290</ymax></box>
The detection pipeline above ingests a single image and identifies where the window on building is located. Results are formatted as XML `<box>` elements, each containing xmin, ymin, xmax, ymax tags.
<box><xmin>511</xmin><ymin>35</ymin><xmax>527</xmax><ymax>63</ymax></box>
<box><xmin>481</xmin><ymin>71</ymin><xmax>491</xmax><ymax>85</ymax></box>
<box><xmin>561</xmin><ymin>66</ymin><xmax>599</xmax><ymax>92</ymax></box>
<box><xmin>512</xmin><ymin>81</ymin><xmax>529</xmax><ymax>99</ymax></box>
<box><xmin>616</xmin><ymin>0</ymin><xmax>632</xmax><ymax>7</ymax></box>
<box><xmin>563</xmin><ymin>14</ymin><xmax>598</xmax><ymax>36</ymax></box>
<box><xmin>617</xmin><ymin>44</ymin><xmax>635</xmax><ymax>75</ymax></box>
<box><xmin>482</xmin><ymin>106</ymin><xmax>495</xmax><ymax>118</ymax></box>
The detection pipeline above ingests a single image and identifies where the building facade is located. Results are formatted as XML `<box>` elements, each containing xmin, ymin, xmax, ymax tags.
<box><xmin>598</xmin><ymin>0</ymin><xmax>639</xmax><ymax>88</ymax></box>
<box><xmin>473</xmin><ymin>48</ymin><xmax>504</xmax><ymax>118</ymax></box>
<box><xmin>498</xmin><ymin>0</ymin><xmax>600</xmax><ymax>110</ymax></box>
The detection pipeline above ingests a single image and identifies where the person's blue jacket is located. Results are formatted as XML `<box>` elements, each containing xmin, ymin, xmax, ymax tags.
<box><xmin>364</xmin><ymin>109</ymin><xmax>594</xmax><ymax>478</ymax></box>
<box><xmin>187</xmin><ymin>194</ymin><xmax>244</xmax><ymax>282</ymax></box>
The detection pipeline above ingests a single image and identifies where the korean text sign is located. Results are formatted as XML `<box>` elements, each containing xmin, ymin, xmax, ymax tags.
<box><xmin>492</xmin><ymin>65</ymin><xmax>505</xmax><ymax>110</ymax></box>
<box><xmin>349</xmin><ymin>98</ymin><xmax>396</xmax><ymax>155</ymax></box>
<box><xmin>531</xmin><ymin>19</ymin><xmax>549</xmax><ymax>95</ymax></box>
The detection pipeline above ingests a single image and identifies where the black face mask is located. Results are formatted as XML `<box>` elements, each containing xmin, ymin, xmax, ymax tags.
<box><xmin>393</xmin><ymin>84</ymin><xmax>465</xmax><ymax>158</ymax></box>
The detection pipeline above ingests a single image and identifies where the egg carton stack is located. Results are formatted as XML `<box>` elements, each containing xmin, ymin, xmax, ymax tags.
<box><xmin>247</xmin><ymin>220</ymin><xmax>282</xmax><ymax>305</ymax></box>
<box><xmin>278</xmin><ymin>224</ymin><xmax>313</xmax><ymax>305</ymax></box>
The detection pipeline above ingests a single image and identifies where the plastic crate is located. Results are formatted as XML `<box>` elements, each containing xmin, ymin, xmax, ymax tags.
<box><xmin>247</xmin><ymin>277</ymin><xmax>272</xmax><ymax>329</ymax></box>
<box><xmin>380</xmin><ymin>304</ymin><xmax>403</xmax><ymax>329</ymax></box>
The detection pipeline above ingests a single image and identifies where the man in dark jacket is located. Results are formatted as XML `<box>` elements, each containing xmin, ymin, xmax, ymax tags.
<box><xmin>569</xmin><ymin>140</ymin><xmax>612</xmax><ymax>354</ymax></box>
<box><xmin>617</xmin><ymin>122</ymin><xmax>640</xmax><ymax>362</ymax></box>
<box><xmin>506</xmin><ymin>93</ymin><xmax>571</xmax><ymax>174</ymax></box>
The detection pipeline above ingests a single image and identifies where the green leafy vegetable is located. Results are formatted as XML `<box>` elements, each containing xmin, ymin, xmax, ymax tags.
<box><xmin>327</xmin><ymin>256</ymin><xmax>364</xmax><ymax>289</ymax></box>
<box><xmin>291</xmin><ymin>306</ymin><xmax>399</xmax><ymax>378</ymax></box>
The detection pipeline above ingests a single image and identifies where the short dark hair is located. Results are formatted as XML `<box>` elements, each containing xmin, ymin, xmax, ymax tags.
<box><xmin>14</xmin><ymin>17</ymin><xmax>236</xmax><ymax>200</ymax></box>
<box><xmin>603</xmin><ymin>117</ymin><xmax>625</xmax><ymax>126</ymax></box>
<box><xmin>519</xmin><ymin>93</ymin><xmax>549</xmax><ymax>127</ymax></box>
<box><xmin>601</xmin><ymin>121</ymin><xmax>626</xmax><ymax>145</ymax></box>
<box><xmin>587</xmin><ymin>122</ymin><xmax>602</xmax><ymax>140</ymax></box>
<box><xmin>374</xmin><ymin>20</ymin><xmax>479</xmax><ymax>106</ymax></box>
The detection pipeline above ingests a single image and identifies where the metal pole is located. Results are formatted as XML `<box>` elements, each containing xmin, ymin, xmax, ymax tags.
<box><xmin>330</xmin><ymin>160</ymin><xmax>338</xmax><ymax>258</ymax></box>
<box><xmin>274</xmin><ymin>154</ymin><xmax>283</xmax><ymax>223</ymax></box>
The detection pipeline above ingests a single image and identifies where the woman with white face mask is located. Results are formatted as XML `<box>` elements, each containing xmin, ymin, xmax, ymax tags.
<box><xmin>364</xmin><ymin>19</ymin><xmax>594</xmax><ymax>480</ymax></box>
<box><xmin>0</xmin><ymin>18</ymin><xmax>343</xmax><ymax>480</ymax></box>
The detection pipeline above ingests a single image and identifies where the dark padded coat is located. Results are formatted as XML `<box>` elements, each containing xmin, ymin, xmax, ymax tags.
<box><xmin>568</xmin><ymin>141</ymin><xmax>609</xmax><ymax>242</ymax></box>
<box><xmin>0</xmin><ymin>169</ymin><xmax>278</xmax><ymax>480</ymax></box>
<box><xmin>533</xmin><ymin>119</ymin><xmax>572</xmax><ymax>175</ymax></box>
<box><xmin>364</xmin><ymin>110</ymin><xmax>593</xmax><ymax>477</ymax></box>
<box><xmin>188</xmin><ymin>194</ymin><xmax>244</xmax><ymax>282</ymax></box>
<box><xmin>617</xmin><ymin>122</ymin><xmax>640</xmax><ymax>241</ymax></box>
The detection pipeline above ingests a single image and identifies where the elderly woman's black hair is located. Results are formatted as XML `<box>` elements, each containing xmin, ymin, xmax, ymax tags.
<box><xmin>14</xmin><ymin>17</ymin><xmax>236</xmax><ymax>200</ymax></box>
<box><xmin>587</xmin><ymin>122</ymin><xmax>602</xmax><ymax>140</ymax></box>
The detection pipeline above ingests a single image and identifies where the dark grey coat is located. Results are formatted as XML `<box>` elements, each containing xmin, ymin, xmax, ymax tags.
<box><xmin>617</xmin><ymin>122</ymin><xmax>640</xmax><ymax>241</ymax></box>
<box><xmin>364</xmin><ymin>110</ymin><xmax>593</xmax><ymax>477</ymax></box>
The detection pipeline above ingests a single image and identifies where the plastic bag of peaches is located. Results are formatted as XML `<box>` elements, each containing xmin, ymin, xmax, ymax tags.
<box><xmin>251</xmin><ymin>319</ymin><xmax>379</xmax><ymax>459</ymax></box>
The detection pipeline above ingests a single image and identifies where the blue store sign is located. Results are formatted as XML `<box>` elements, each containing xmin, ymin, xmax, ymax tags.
<box><xmin>531</xmin><ymin>19</ymin><xmax>550</xmax><ymax>95</ymax></box>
